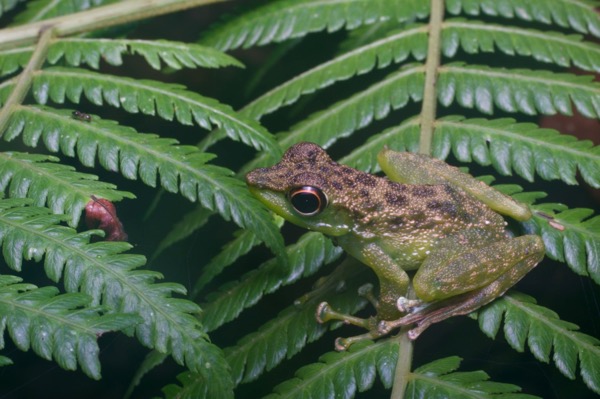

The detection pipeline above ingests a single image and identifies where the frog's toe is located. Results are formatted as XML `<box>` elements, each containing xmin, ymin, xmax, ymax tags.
<box><xmin>358</xmin><ymin>283</ymin><xmax>379</xmax><ymax>308</ymax></box>
<box><xmin>396</xmin><ymin>296</ymin><xmax>423</xmax><ymax>312</ymax></box>
<box><xmin>333</xmin><ymin>330</ymin><xmax>387</xmax><ymax>351</ymax></box>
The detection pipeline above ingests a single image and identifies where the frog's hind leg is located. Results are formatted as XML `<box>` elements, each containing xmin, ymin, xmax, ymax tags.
<box><xmin>380</xmin><ymin>234</ymin><xmax>544</xmax><ymax>339</ymax></box>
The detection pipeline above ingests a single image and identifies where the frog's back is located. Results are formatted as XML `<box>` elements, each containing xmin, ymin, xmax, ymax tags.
<box><xmin>246</xmin><ymin>141</ymin><xmax>506</xmax><ymax>246</ymax></box>
<box><xmin>335</xmin><ymin>171</ymin><xmax>505</xmax><ymax>239</ymax></box>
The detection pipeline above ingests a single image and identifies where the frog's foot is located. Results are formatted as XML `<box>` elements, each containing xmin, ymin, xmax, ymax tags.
<box><xmin>358</xmin><ymin>283</ymin><xmax>379</xmax><ymax>308</ymax></box>
<box><xmin>316</xmin><ymin>302</ymin><xmax>373</xmax><ymax>329</ymax></box>
<box><xmin>381</xmin><ymin>284</ymin><xmax>508</xmax><ymax>340</ymax></box>
<box><xmin>334</xmin><ymin>330</ymin><xmax>387</xmax><ymax>351</ymax></box>
<box><xmin>396</xmin><ymin>296</ymin><xmax>426</xmax><ymax>313</ymax></box>
<box><xmin>317</xmin><ymin>302</ymin><xmax>388</xmax><ymax>350</ymax></box>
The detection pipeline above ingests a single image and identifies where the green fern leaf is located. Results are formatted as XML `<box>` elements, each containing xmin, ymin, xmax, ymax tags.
<box><xmin>438</xmin><ymin>63</ymin><xmax>600</xmax><ymax>117</ymax></box>
<box><xmin>0</xmin><ymin>0</ymin><xmax>24</xmax><ymax>18</ymax></box>
<box><xmin>0</xmin><ymin>38</ymin><xmax>243</xmax><ymax>74</ymax></box>
<box><xmin>242</xmin><ymin>65</ymin><xmax>424</xmax><ymax>172</ymax></box>
<box><xmin>242</xmin><ymin>24</ymin><xmax>428</xmax><ymax>119</ymax></box>
<box><xmin>524</xmin><ymin>204</ymin><xmax>600</xmax><ymax>284</ymax></box>
<box><xmin>192</xmin><ymin>229</ymin><xmax>261</xmax><ymax>298</ymax></box>
<box><xmin>265</xmin><ymin>340</ymin><xmax>398</xmax><ymax>398</ymax></box>
<box><xmin>0</xmin><ymin>151</ymin><xmax>134</xmax><ymax>226</ymax></box>
<box><xmin>409</xmin><ymin>356</ymin><xmax>539</xmax><ymax>398</ymax></box>
<box><xmin>200</xmin><ymin>232</ymin><xmax>342</xmax><ymax>332</ymax></box>
<box><xmin>443</xmin><ymin>19</ymin><xmax>600</xmax><ymax>72</ymax></box>
<box><xmin>125</xmin><ymin>350</ymin><xmax>168</xmax><ymax>399</ymax></box>
<box><xmin>3</xmin><ymin>106</ymin><xmax>285</xmax><ymax>260</ymax></box>
<box><xmin>224</xmin><ymin>262</ymin><xmax>368</xmax><ymax>385</ymax></box>
<box><xmin>200</xmin><ymin>0</ymin><xmax>430</xmax><ymax>51</ymax></box>
<box><xmin>339</xmin><ymin>117</ymin><xmax>421</xmax><ymax>172</ymax></box>
<box><xmin>152</xmin><ymin>206</ymin><xmax>212</xmax><ymax>261</ymax></box>
<box><xmin>0</xmin><ymin>199</ymin><xmax>233</xmax><ymax>395</ymax></box>
<box><xmin>12</xmin><ymin>0</ymin><xmax>116</xmax><ymax>24</ymax></box>
<box><xmin>10</xmin><ymin>66</ymin><xmax>280</xmax><ymax>154</ymax></box>
<box><xmin>0</xmin><ymin>355</ymin><xmax>12</xmax><ymax>366</ymax></box>
<box><xmin>477</xmin><ymin>291</ymin><xmax>600</xmax><ymax>394</ymax></box>
<box><xmin>0</xmin><ymin>38</ymin><xmax>242</xmax><ymax>76</ymax></box>
<box><xmin>281</xmin><ymin>64</ymin><xmax>423</xmax><ymax>145</ymax></box>
<box><xmin>446</xmin><ymin>0</ymin><xmax>600</xmax><ymax>38</ymax></box>
<box><xmin>433</xmin><ymin>116</ymin><xmax>600</xmax><ymax>188</ymax></box>
<box><xmin>0</xmin><ymin>274</ymin><xmax>139</xmax><ymax>379</ymax></box>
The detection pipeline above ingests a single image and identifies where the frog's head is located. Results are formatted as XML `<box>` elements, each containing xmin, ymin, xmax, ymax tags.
<box><xmin>246</xmin><ymin>142</ymin><xmax>354</xmax><ymax>236</ymax></box>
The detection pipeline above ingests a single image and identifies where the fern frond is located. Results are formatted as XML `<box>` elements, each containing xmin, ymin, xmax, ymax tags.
<box><xmin>0</xmin><ymin>199</ymin><xmax>233</xmax><ymax>395</ymax></box>
<box><xmin>477</xmin><ymin>291</ymin><xmax>600</xmax><ymax>394</ymax></box>
<box><xmin>339</xmin><ymin>117</ymin><xmax>421</xmax><ymax>172</ymax></box>
<box><xmin>446</xmin><ymin>0</ymin><xmax>600</xmax><ymax>38</ymax></box>
<box><xmin>433</xmin><ymin>116</ymin><xmax>600</xmax><ymax>187</ymax></box>
<box><xmin>0</xmin><ymin>0</ymin><xmax>25</xmax><ymax>18</ymax></box>
<box><xmin>0</xmin><ymin>355</ymin><xmax>12</xmax><ymax>366</ymax></box>
<box><xmin>225</xmin><ymin>261</ymin><xmax>367</xmax><ymax>385</ymax></box>
<box><xmin>443</xmin><ymin>19</ymin><xmax>600</xmax><ymax>72</ymax></box>
<box><xmin>523</xmin><ymin>204</ymin><xmax>600</xmax><ymax>285</ymax></box>
<box><xmin>242</xmin><ymin>65</ymin><xmax>424</xmax><ymax>172</ymax></box>
<box><xmin>264</xmin><ymin>340</ymin><xmax>397</xmax><ymax>398</ymax></box>
<box><xmin>192</xmin><ymin>229</ymin><xmax>261</xmax><ymax>298</ymax></box>
<box><xmin>152</xmin><ymin>206</ymin><xmax>212</xmax><ymax>261</ymax></box>
<box><xmin>0</xmin><ymin>274</ymin><xmax>139</xmax><ymax>379</ymax></box>
<box><xmin>4</xmin><ymin>106</ymin><xmax>285</xmax><ymax>260</ymax></box>
<box><xmin>12</xmin><ymin>0</ymin><xmax>115</xmax><ymax>24</ymax></box>
<box><xmin>0</xmin><ymin>38</ymin><xmax>243</xmax><ymax>77</ymax></box>
<box><xmin>200</xmin><ymin>232</ymin><xmax>342</xmax><ymax>332</ymax></box>
<box><xmin>125</xmin><ymin>350</ymin><xmax>168</xmax><ymax>399</ymax></box>
<box><xmin>242</xmin><ymin>24</ymin><xmax>428</xmax><ymax>119</ymax></box>
<box><xmin>439</xmin><ymin>63</ymin><xmax>600</xmax><ymax>117</ymax></box>
<box><xmin>409</xmin><ymin>356</ymin><xmax>539</xmax><ymax>398</ymax></box>
<box><xmin>200</xmin><ymin>0</ymin><xmax>430</xmax><ymax>51</ymax></box>
<box><xmin>281</xmin><ymin>64</ymin><xmax>423</xmax><ymax>144</ymax></box>
<box><xmin>9</xmin><ymin>66</ymin><xmax>280</xmax><ymax>154</ymax></box>
<box><xmin>0</xmin><ymin>151</ymin><xmax>134</xmax><ymax>226</ymax></box>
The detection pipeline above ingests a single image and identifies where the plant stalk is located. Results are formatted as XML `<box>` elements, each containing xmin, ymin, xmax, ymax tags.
<box><xmin>0</xmin><ymin>27</ymin><xmax>55</xmax><ymax>138</ymax></box>
<box><xmin>418</xmin><ymin>0</ymin><xmax>444</xmax><ymax>155</ymax></box>
<box><xmin>390</xmin><ymin>325</ymin><xmax>414</xmax><ymax>399</ymax></box>
<box><xmin>0</xmin><ymin>0</ymin><xmax>229</xmax><ymax>51</ymax></box>
<box><xmin>389</xmin><ymin>280</ymin><xmax>417</xmax><ymax>399</ymax></box>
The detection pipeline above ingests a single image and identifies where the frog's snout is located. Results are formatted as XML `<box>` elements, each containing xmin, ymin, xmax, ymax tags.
<box><xmin>245</xmin><ymin>168</ymin><xmax>269</xmax><ymax>187</ymax></box>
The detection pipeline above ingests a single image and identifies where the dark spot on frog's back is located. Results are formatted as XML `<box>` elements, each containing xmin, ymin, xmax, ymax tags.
<box><xmin>330</xmin><ymin>180</ymin><xmax>343</xmax><ymax>190</ymax></box>
<box><xmin>384</xmin><ymin>191</ymin><xmax>408</xmax><ymax>207</ymax></box>
<box><xmin>355</xmin><ymin>172</ymin><xmax>377</xmax><ymax>187</ymax></box>
<box><xmin>427</xmin><ymin>200</ymin><xmax>458</xmax><ymax>217</ymax></box>
<box><xmin>411</xmin><ymin>185</ymin><xmax>436</xmax><ymax>197</ymax></box>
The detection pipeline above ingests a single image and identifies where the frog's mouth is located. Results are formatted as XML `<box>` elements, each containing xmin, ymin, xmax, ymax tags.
<box><xmin>247</xmin><ymin>185</ymin><xmax>288</xmax><ymax>214</ymax></box>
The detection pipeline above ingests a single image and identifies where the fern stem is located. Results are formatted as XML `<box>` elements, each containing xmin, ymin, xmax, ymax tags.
<box><xmin>0</xmin><ymin>27</ymin><xmax>54</xmax><ymax>138</ymax></box>
<box><xmin>390</xmin><ymin>284</ymin><xmax>416</xmax><ymax>399</ymax></box>
<box><xmin>418</xmin><ymin>0</ymin><xmax>444</xmax><ymax>155</ymax></box>
<box><xmin>390</xmin><ymin>327</ymin><xmax>414</xmax><ymax>399</ymax></box>
<box><xmin>0</xmin><ymin>0</ymin><xmax>228</xmax><ymax>51</ymax></box>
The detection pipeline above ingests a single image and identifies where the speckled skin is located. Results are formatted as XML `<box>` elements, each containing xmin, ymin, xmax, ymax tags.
<box><xmin>247</xmin><ymin>142</ymin><xmax>544</xmax><ymax>341</ymax></box>
<box><xmin>247</xmin><ymin>142</ymin><xmax>505</xmax><ymax>265</ymax></box>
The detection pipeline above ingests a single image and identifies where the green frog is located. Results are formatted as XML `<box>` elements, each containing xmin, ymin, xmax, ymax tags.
<box><xmin>246</xmin><ymin>142</ymin><xmax>544</xmax><ymax>349</ymax></box>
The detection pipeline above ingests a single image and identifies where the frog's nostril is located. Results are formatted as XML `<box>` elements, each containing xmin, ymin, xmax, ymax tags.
<box><xmin>246</xmin><ymin>168</ymin><xmax>272</xmax><ymax>187</ymax></box>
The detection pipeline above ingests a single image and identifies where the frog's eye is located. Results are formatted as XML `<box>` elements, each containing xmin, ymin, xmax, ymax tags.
<box><xmin>288</xmin><ymin>186</ymin><xmax>328</xmax><ymax>216</ymax></box>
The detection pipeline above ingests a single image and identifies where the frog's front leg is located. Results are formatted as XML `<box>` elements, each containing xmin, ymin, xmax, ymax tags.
<box><xmin>316</xmin><ymin>240</ymin><xmax>410</xmax><ymax>349</ymax></box>
<box><xmin>381</xmin><ymin>232</ymin><xmax>545</xmax><ymax>339</ymax></box>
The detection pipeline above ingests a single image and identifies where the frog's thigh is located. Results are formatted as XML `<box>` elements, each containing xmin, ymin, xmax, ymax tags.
<box><xmin>413</xmin><ymin>235</ymin><xmax>544</xmax><ymax>303</ymax></box>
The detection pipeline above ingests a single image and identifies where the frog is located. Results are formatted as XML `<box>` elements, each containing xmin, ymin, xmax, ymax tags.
<box><xmin>246</xmin><ymin>142</ymin><xmax>545</xmax><ymax>349</ymax></box>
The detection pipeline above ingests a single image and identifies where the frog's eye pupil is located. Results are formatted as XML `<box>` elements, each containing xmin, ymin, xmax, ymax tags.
<box><xmin>289</xmin><ymin>186</ymin><xmax>327</xmax><ymax>216</ymax></box>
